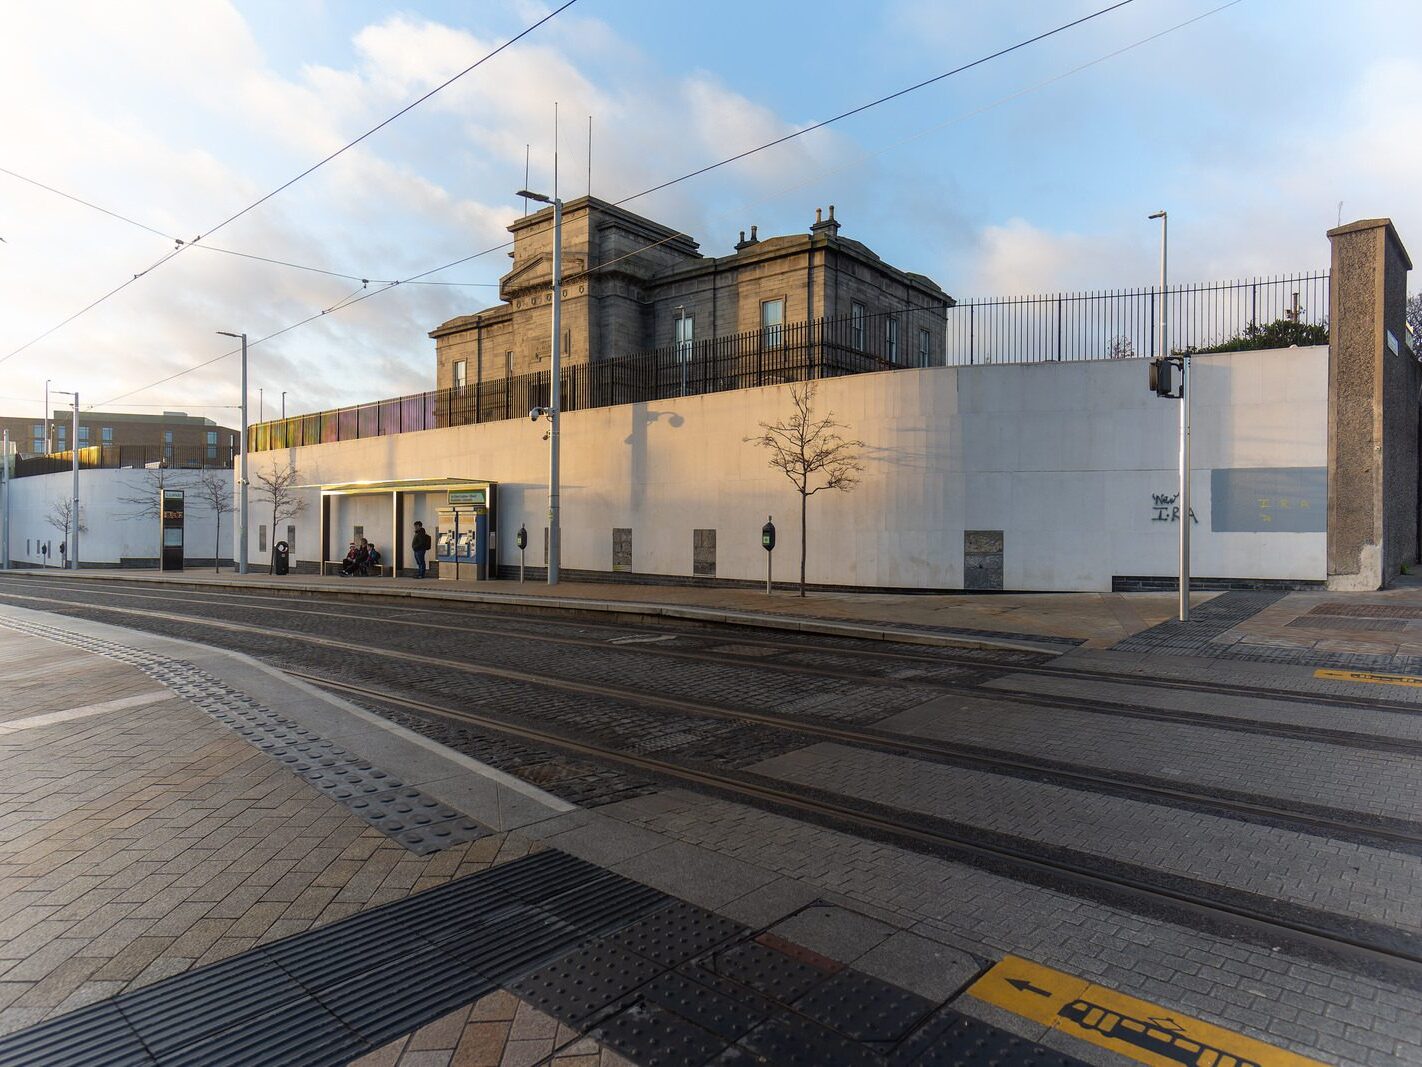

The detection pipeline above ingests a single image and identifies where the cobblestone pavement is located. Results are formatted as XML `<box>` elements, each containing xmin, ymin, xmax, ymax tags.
<box><xmin>2</xmin><ymin>579</ymin><xmax>1421</xmax><ymax>1065</ymax></box>
<box><xmin>0</xmin><ymin>626</ymin><xmax>538</xmax><ymax>1037</ymax></box>
<box><xmin>610</xmin><ymin>790</ymin><xmax>1422</xmax><ymax>1067</ymax></box>
<box><xmin>752</xmin><ymin>742</ymin><xmax>1422</xmax><ymax>932</ymax></box>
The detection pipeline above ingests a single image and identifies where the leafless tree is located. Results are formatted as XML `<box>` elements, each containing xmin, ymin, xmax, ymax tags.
<box><xmin>194</xmin><ymin>470</ymin><xmax>236</xmax><ymax>572</ymax></box>
<box><xmin>116</xmin><ymin>467</ymin><xmax>180</xmax><ymax>520</ymax></box>
<box><xmin>252</xmin><ymin>461</ymin><xmax>308</xmax><ymax>568</ymax></box>
<box><xmin>747</xmin><ymin>382</ymin><xmax>864</xmax><ymax>596</ymax></box>
<box><xmin>1107</xmin><ymin>335</ymin><xmax>1136</xmax><ymax>359</ymax></box>
<box><xmin>45</xmin><ymin>498</ymin><xmax>86</xmax><ymax>567</ymax></box>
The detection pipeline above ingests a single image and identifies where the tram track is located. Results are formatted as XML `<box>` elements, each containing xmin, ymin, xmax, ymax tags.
<box><xmin>5</xmin><ymin>574</ymin><xmax>1422</xmax><ymax>758</ymax></box>
<box><xmin>289</xmin><ymin>669</ymin><xmax>1422</xmax><ymax>990</ymax></box>
<box><xmin>2</xmin><ymin>580</ymin><xmax>1420</xmax><ymax>853</ymax></box>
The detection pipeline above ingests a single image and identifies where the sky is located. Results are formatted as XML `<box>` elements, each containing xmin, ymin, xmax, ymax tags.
<box><xmin>1</xmin><ymin>0</ymin><xmax>1418</xmax><ymax>429</ymax></box>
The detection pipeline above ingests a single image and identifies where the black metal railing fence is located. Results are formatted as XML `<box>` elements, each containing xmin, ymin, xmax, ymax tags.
<box><xmin>943</xmin><ymin>272</ymin><xmax>1329</xmax><ymax>365</ymax></box>
<box><xmin>12</xmin><ymin>444</ymin><xmax>236</xmax><ymax>479</ymax></box>
<box><xmin>250</xmin><ymin>309</ymin><xmax>922</xmax><ymax>452</ymax></box>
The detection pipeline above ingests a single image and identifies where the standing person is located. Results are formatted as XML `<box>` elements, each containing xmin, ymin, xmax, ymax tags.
<box><xmin>411</xmin><ymin>520</ymin><xmax>431</xmax><ymax>579</ymax></box>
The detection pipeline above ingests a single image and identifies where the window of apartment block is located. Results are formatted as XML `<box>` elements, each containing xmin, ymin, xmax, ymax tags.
<box><xmin>56</xmin><ymin>424</ymin><xmax>67</xmax><ymax>447</ymax></box>
<box><xmin>206</xmin><ymin>430</ymin><xmax>217</xmax><ymax>460</ymax></box>
<box><xmin>163</xmin><ymin>430</ymin><xmax>173</xmax><ymax>461</ymax></box>
<box><xmin>453</xmin><ymin>359</ymin><xmax>467</xmax><ymax>390</ymax></box>
<box><xmin>101</xmin><ymin>426</ymin><xmax>113</xmax><ymax>445</ymax></box>
<box><xmin>30</xmin><ymin>425</ymin><xmax>42</xmax><ymax>452</ymax></box>
<box><xmin>918</xmin><ymin>327</ymin><xmax>932</xmax><ymax>367</ymax></box>
<box><xmin>77</xmin><ymin>426</ymin><xmax>89</xmax><ymax>446</ymax></box>
<box><xmin>886</xmin><ymin>316</ymin><xmax>899</xmax><ymax>363</ymax></box>
<box><xmin>761</xmin><ymin>298</ymin><xmax>785</xmax><ymax>348</ymax></box>
<box><xmin>851</xmin><ymin>303</ymin><xmax>866</xmax><ymax>351</ymax></box>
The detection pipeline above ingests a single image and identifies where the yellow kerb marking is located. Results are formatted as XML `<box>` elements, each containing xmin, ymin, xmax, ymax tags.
<box><xmin>1314</xmin><ymin>668</ymin><xmax>1422</xmax><ymax>687</ymax></box>
<box><xmin>966</xmin><ymin>956</ymin><xmax>1327</xmax><ymax>1067</ymax></box>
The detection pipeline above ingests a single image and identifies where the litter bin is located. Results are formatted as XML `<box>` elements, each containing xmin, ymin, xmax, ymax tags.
<box><xmin>272</xmin><ymin>540</ymin><xmax>290</xmax><ymax>576</ymax></box>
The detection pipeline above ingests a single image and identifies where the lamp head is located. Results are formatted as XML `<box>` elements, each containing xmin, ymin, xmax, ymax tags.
<box><xmin>516</xmin><ymin>189</ymin><xmax>551</xmax><ymax>204</ymax></box>
<box><xmin>1148</xmin><ymin>210</ymin><xmax>1166</xmax><ymax>220</ymax></box>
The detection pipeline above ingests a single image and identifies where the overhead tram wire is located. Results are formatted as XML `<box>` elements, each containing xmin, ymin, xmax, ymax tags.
<box><xmin>0</xmin><ymin>167</ymin><xmax>501</xmax><ymax>289</ymax></box>
<box><xmin>98</xmin><ymin>0</ymin><xmax>1153</xmax><ymax>409</ymax></box>
<box><xmin>0</xmin><ymin>0</ymin><xmax>580</xmax><ymax>367</ymax></box>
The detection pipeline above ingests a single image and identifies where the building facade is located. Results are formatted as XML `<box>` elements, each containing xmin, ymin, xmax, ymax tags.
<box><xmin>0</xmin><ymin>409</ymin><xmax>238</xmax><ymax>467</ymax></box>
<box><xmin>429</xmin><ymin>199</ymin><xmax>952</xmax><ymax>392</ymax></box>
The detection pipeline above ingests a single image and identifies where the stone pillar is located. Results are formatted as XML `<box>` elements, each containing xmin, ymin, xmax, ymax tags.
<box><xmin>1326</xmin><ymin>218</ymin><xmax>1414</xmax><ymax>590</ymax></box>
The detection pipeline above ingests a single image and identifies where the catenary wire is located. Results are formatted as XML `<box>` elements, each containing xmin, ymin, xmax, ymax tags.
<box><xmin>0</xmin><ymin>166</ymin><xmax>501</xmax><ymax>289</ymax></box>
<box><xmin>0</xmin><ymin>0</ymin><xmax>579</xmax><ymax>366</ymax></box>
<box><xmin>100</xmin><ymin>0</ymin><xmax>1206</xmax><ymax>410</ymax></box>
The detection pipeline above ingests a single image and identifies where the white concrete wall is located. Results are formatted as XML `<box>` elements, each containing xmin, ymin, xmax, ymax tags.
<box><xmin>3</xmin><ymin>467</ymin><xmax>234</xmax><ymax>569</ymax></box>
<box><xmin>238</xmin><ymin>346</ymin><xmax>1328</xmax><ymax>591</ymax></box>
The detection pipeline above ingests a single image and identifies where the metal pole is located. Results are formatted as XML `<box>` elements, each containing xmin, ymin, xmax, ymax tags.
<box><xmin>520</xmin><ymin>546</ymin><xmax>525</xmax><ymax>584</ymax></box>
<box><xmin>1</xmin><ymin>429</ymin><xmax>9</xmax><ymax>571</ymax></box>
<box><xmin>281</xmin><ymin>391</ymin><xmax>286</xmax><ymax>420</ymax></box>
<box><xmin>548</xmin><ymin>197</ymin><xmax>562</xmax><ymax>586</ymax></box>
<box><xmin>259</xmin><ymin>388</ymin><xmax>264</xmax><ymax>424</ymax></box>
<box><xmin>44</xmin><ymin>380</ymin><xmax>51</xmax><ymax>453</ymax></box>
<box><xmin>71</xmin><ymin>392</ymin><xmax>79</xmax><ymax>569</ymax></box>
<box><xmin>239</xmin><ymin>334</ymin><xmax>249</xmax><ymax>575</ymax></box>
<box><xmin>1157</xmin><ymin>212</ymin><xmax>1188</xmax><ymax>622</ymax></box>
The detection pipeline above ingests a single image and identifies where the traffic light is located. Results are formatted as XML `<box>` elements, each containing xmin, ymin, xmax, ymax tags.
<box><xmin>1150</xmin><ymin>357</ymin><xmax>1183</xmax><ymax>398</ymax></box>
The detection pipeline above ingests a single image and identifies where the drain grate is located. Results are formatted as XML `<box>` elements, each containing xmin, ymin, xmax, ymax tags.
<box><xmin>1308</xmin><ymin>603</ymin><xmax>1422</xmax><ymax>619</ymax></box>
<box><xmin>0</xmin><ymin>615</ymin><xmax>486</xmax><ymax>856</ymax></box>
<box><xmin>1287</xmin><ymin>616</ymin><xmax>1407</xmax><ymax>632</ymax></box>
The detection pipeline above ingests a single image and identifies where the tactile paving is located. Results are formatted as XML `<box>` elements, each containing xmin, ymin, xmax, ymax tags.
<box><xmin>510</xmin><ymin>941</ymin><xmax>664</xmax><ymax>1025</ymax></box>
<box><xmin>589</xmin><ymin>1000</ymin><xmax>728</xmax><ymax>1067</ymax></box>
<box><xmin>735</xmin><ymin>1013</ymin><xmax>883</xmax><ymax>1066</ymax></box>
<box><xmin>0</xmin><ymin>1003</ymin><xmax>149</xmax><ymax>1067</ymax></box>
<box><xmin>794</xmin><ymin>967</ymin><xmax>935</xmax><ymax>1043</ymax></box>
<box><xmin>705</xmin><ymin>939</ymin><xmax>830</xmax><ymax>1004</ymax></box>
<box><xmin>891</xmin><ymin>1008</ymin><xmax>1091</xmax><ymax>1066</ymax></box>
<box><xmin>617</xmin><ymin>899</ymin><xmax>745</xmax><ymax>968</ymax></box>
<box><xmin>640</xmin><ymin>969</ymin><xmax>770</xmax><ymax>1043</ymax></box>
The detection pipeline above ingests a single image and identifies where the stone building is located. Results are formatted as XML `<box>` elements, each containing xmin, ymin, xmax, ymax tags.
<box><xmin>429</xmin><ymin>198</ymin><xmax>952</xmax><ymax>391</ymax></box>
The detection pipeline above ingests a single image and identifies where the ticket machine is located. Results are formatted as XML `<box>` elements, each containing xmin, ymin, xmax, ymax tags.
<box><xmin>435</xmin><ymin>504</ymin><xmax>488</xmax><ymax>581</ymax></box>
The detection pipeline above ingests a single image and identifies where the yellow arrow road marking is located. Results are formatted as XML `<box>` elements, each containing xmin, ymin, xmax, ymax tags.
<box><xmin>967</xmin><ymin>956</ymin><xmax>1327</xmax><ymax>1067</ymax></box>
<box><xmin>1314</xmin><ymin>668</ymin><xmax>1422</xmax><ymax>687</ymax></box>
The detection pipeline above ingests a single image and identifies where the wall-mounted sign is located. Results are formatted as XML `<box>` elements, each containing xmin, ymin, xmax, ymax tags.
<box><xmin>448</xmin><ymin>489</ymin><xmax>486</xmax><ymax>506</ymax></box>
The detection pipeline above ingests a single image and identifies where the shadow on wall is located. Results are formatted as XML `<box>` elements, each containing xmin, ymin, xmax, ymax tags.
<box><xmin>624</xmin><ymin>406</ymin><xmax>686</xmax><ymax>521</ymax></box>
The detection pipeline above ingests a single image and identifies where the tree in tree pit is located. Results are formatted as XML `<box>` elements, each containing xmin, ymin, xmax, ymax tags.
<box><xmin>194</xmin><ymin>471</ymin><xmax>236</xmax><ymax>572</ymax></box>
<box><xmin>747</xmin><ymin>382</ymin><xmax>864</xmax><ymax>596</ymax></box>
<box><xmin>252</xmin><ymin>461</ymin><xmax>308</xmax><ymax>569</ymax></box>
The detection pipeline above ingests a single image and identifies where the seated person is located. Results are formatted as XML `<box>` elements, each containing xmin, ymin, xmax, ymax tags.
<box><xmin>364</xmin><ymin>542</ymin><xmax>382</xmax><ymax>574</ymax></box>
<box><xmin>339</xmin><ymin>542</ymin><xmax>359</xmax><ymax>576</ymax></box>
<box><xmin>352</xmin><ymin>539</ymin><xmax>371</xmax><ymax>576</ymax></box>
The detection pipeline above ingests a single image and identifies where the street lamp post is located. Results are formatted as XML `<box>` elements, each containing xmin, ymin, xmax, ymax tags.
<box><xmin>43</xmin><ymin>380</ymin><xmax>51</xmax><ymax>453</ymax></box>
<box><xmin>50</xmin><ymin>389</ymin><xmax>79</xmax><ymax>569</ymax></box>
<box><xmin>218</xmin><ymin>331</ymin><xmax>249</xmax><ymax>575</ymax></box>
<box><xmin>1149</xmin><ymin>210</ymin><xmax>1188</xmax><ymax>621</ymax></box>
<box><xmin>281</xmin><ymin>391</ymin><xmax>287</xmax><ymax>421</ymax></box>
<box><xmin>518</xmin><ymin>188</ymin><xmax>563</xmax><ymax>585</ymax></box>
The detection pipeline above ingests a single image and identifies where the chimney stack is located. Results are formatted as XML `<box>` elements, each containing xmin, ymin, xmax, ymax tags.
<box><xmin>811</xmin><ymin>203</ymin><xmax>841</xmax><ymax>237</ymax></box>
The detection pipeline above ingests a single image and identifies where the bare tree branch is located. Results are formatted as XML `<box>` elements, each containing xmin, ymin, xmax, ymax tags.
<box><xmin>252</xmin><ymin>461</ymin><xmax>308</xmax><ymax>566</ymax></box>
<box><xmin>745</xmin><ymin>381</ymin><xmax>865</xmax><ymax>595</ymax></box>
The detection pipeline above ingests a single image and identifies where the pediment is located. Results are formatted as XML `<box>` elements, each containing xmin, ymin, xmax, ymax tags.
<box><xmin>501</xmin><ymin>252</ymin><xmax>587</xmax><ymax>299</ymax></box>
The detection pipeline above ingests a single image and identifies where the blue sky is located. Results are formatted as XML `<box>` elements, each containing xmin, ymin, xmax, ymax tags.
<box><xmin>1</xmin><ymin>0</ymin><xmax>1418</xmax><ymax>425</ymax></box>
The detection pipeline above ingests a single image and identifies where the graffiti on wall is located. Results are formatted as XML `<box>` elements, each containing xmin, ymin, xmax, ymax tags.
<box><xmin>1150</xmin><ymin>492</ymin><xmax>1198</xmax><ymax>524</ymax></box>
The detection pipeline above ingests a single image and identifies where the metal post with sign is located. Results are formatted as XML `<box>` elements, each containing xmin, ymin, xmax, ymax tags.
<box><xmin>761</xmin><ymin>517</ymin><xmax>776</xmax><ymax>595</ymax></box>
<box><xmin>161</xmin><ymin>489</ymin><xmax>185</xmax><ymax>571</ymax></box>
<box><xmin>516</xmin><ymin>524</ymin><xmax>528</xmax><ymax>583</ymax></box>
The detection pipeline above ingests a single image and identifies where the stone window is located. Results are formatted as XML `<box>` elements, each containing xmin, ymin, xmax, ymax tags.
<box><xmin>674</xmin><ymin>309</ymin><xmax>694</xmax><ymax>353</ymax></box>
<box><xmin>101</xmin><ymin>426</ymin><xmax>113</xmax><ymax>445</ymax></box>
<box><xmin>918</xmin><ymin>327</ymin><xmax>932</xmax><ymax>368</ymax></box>
<box><xmin>851</xmin><ymin>303</ymin><xmax>866</xmax><ymax>351</ymax></box>
<box><xmin>760</xmin><ymin>298</ymin><xmax>785</xmax><ymax>349</ymax></box>
<box><xmin>505</xmin><ymin>351</ymin><xmax>513</xmax><ymax>379</ymax></box>
<box><xmin>453</xmin><ymin>359</ymin><xmax>467</xmax><ymax>390</ymax></box>
<box><xmin>886</xmin><ymin>316</ymin><xmax>899</xmax><ymax>363</ymax></box>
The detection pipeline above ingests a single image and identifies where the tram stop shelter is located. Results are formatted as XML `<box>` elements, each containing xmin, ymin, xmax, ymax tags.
<box><xmin>317</xmin><ymin>477</ymin><xmax>498</xmax><ymax>578</ymax></box>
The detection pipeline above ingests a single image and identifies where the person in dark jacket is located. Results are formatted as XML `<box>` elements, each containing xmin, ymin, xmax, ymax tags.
<box><xmin>411</xmin><ymin>521</ymin><xmax>432</xmax><ymax>579</ymax></box>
